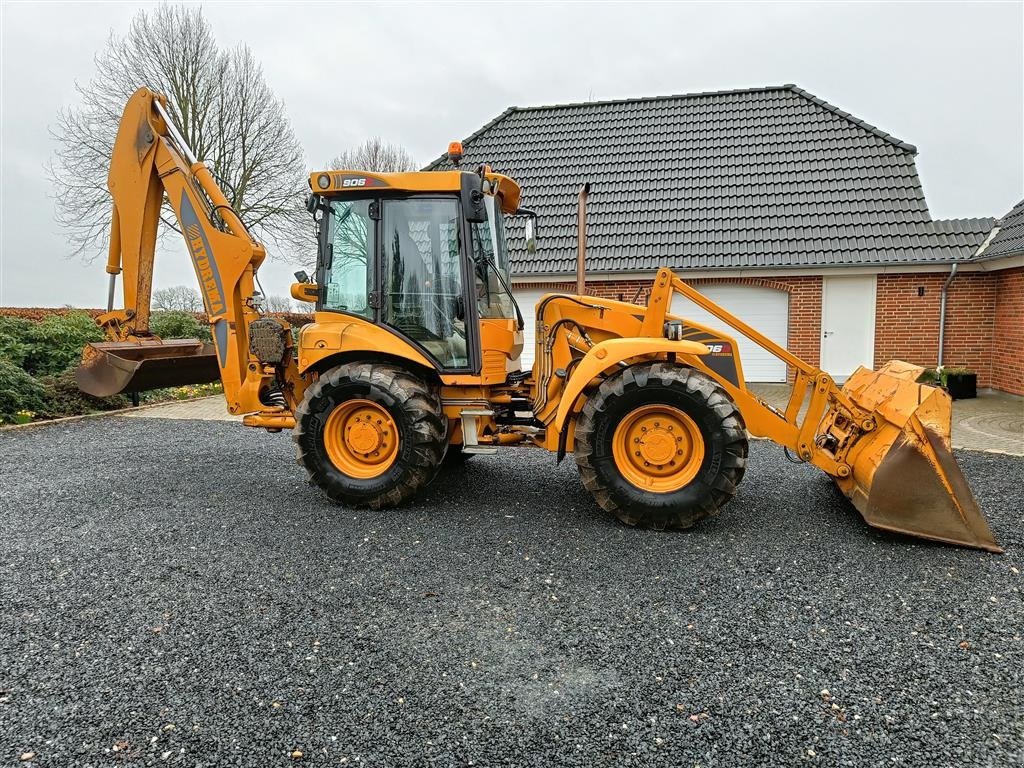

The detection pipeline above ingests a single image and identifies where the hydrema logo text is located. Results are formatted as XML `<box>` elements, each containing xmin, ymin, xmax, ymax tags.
<box><xmin>187</xmin><ymin>223</ymin><xmax>225</xmax><ymax>315</ymax></box>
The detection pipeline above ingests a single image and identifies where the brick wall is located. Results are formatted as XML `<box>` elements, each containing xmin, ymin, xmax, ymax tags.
<box><xmin>992</xmin><ymin>266</ymin><xmax>1024</xmax><ymax>396</ymax></box>
<box><xmin>874</xmin><ymin>272</ymin><xmax>999</xmax><ymax>387</ymax></box>
<box><xmin>943</xmin><ymin>273</ymin><xmax>999</xmax><ymax>387</ymax></box>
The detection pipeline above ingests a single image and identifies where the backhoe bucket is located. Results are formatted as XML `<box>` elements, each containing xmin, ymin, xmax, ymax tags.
<box><xmin>836</xmin><ymin>361</ymin><xmax>1001</xmax><ymax>553</ymax></box>
<box><xmin>76</xmin><ymin>339</ymin><xmax>220</xmax><ymax>398</ymax></box>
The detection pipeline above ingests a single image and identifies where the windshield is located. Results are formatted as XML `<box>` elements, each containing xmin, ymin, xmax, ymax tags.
<box><xmin>321</xmin><ymin>199</ymin><xmax>374</xmax><ymax>319</ymax></box>
<box><xmin>470</xmin><ymin>195</ymin><xmax>516</xmax><ymax>320</ymax></box>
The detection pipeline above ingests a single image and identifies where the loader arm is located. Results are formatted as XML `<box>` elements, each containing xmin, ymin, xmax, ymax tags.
<box><xmin>633</xmin><ymin>269</ymin><xmax>1000</xmax><ymax>552</ymax></box>
<box><xmin>638</xmin><ymin>270</ymin><xmax>866</xmax><ymax>472</ymax></box>
<box><xmin>78</xmin><ymin>87</ymin><xmax>298</xmax><ymax>422</ymax></box>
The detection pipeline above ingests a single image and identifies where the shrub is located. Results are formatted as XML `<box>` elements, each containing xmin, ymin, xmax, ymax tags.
<box><xmin>38</xmin><ymin>369</ymin><xmax>130</xmax><ymax>419</ymax></box>
<box><xmin>149</xmin><ymin>311</ymin><xmax>211</xmax><ymax>342</ymax></box>
<box><xmin>0</xmin><ymin>359</ymin><xmax>48</xmax><ymax>422</ymax></box>
<box><xmin>22</xmin><ymin>311</ymin><xmax>105</xmax><ymax>377</ymax></box>
<box><xmin>0</xmin><ymin>316</ymin><xmax>35</xmax><ymax>368</ymax></box>
<box><xmin>939</xmin><ymin>366</ymin><xmax>974</xmax><ymax>387</ymax></box>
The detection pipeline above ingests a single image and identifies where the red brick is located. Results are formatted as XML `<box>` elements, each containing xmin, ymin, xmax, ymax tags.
<box><xmin>992</xmin><ymin>267</ymin><xmax>1024</xmax><ymax>396</ymax></box>
<box><xmin>874</xmin><ymin>272</ymin><xmax>1002</xmax><ymax>389</ymax></box>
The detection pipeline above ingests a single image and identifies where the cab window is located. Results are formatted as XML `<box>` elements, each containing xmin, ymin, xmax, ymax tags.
<box><xmin>470</xmin><ymin>195</ymin><xmax>516</xmax><ymax>320</ymax></box>
<box><xmin>321</xmin><ymin>199</ymin><xmax>375</xmax><ymax>320</ymax></box>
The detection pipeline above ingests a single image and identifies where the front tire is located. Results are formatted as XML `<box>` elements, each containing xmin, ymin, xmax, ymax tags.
<box><xmin>574</xmin><ymin>362</ymin><xmax>748</xmax><ymax>530</ymax></box>
<box><xmin>294</xmin><ymin>363</ymin><xmax>445</xmax><ymax>508</ymax></box>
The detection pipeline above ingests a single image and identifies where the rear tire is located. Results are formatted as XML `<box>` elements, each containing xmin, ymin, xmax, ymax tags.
<box><xmin>574</xmin><ymin>362</ymin><xmax>748</xmax><ymax>530</ymax></box>
<box><xmin>294</xmin><ymin>363</ymin><xmax>445</xmax><ymax>509</ymax></box>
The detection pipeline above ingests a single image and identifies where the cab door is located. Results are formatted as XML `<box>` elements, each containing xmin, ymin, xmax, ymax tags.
<box><xmin>379</xmin><ymin>197</ymin><xmax>479</xmax><ymax>373</ymax></box>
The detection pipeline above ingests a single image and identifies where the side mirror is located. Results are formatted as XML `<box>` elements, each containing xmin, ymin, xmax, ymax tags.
<box><xmin>294</xmin><ymin>270</ymin><xmax>310</xmax><ymax>284</ymax></box>
<box><xmin>525</xmin><ymin>216</ymin><xmax>537</xmax><ymax>254</ymax></box>
<box><xmin>460</xmin><ymin>172</ymin><xmax>487</xmax><ymax>223</ymax></box>
<box><xmin>291</xmin><ymin>282</ymin><xmax>319</xmax><ymax>303</ymax></box>
<box><xmin>305</xmin><ymin>194</ymin><xmax>320</xmax><ymax>215</ymax></box>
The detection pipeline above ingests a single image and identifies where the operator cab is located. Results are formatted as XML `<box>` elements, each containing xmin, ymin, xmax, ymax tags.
<box><xmin>301</xmin><ymin>165</ymin><xmax>531</xmax><ymax>378</ymax></box>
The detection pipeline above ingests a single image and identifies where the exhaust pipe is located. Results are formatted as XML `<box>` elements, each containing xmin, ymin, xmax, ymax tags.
<box><xmin>577</xmin><ymin>182</ymin><xmax>590</xmax><ymax>296</ymax></box>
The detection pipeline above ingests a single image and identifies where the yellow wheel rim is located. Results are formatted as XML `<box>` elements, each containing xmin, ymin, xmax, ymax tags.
<box><xmin>322</xmin><ymin>399</ymin><xmax>399</xmax><ymax>479</ymax></box>
<box><xmin>612</xmin><ymin>404</ymin><xmax>705</xmax><ymax>492</ymax></box>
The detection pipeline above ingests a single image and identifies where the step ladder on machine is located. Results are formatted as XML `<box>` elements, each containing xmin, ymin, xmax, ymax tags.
<box><xmin>459</xmin><ymin>408</ymin><xmax>498</xmax><ymax>455</ymax></box>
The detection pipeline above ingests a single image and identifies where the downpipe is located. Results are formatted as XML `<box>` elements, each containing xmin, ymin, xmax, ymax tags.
<box><xmin>937</xmin><ymin>262</ymin><xmax>958</xmax><ymax>369</ymax></box>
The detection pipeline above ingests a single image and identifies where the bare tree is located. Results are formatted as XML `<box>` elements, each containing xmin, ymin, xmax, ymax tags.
<box><xmin>152</xmin><ymin>285</ymin><xmax>202</xmax><ymax>312</ymax></box>
<box><xmin>329</xmin><ymin>138</ymin><xmax>418</xmax><ymax>173</ymax></box>
<box><xmin>263</xmin><ymin>294</ymin><xmax>295</xmax><ymax>313</ymax></box>
<box><xmin>49</xmin><ymin>4</ymin><xmax>313</xmax><ymax>264</ymax></box>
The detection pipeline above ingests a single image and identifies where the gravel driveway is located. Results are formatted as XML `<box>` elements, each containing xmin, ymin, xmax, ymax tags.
<box><xmin>1</xmin><ymin>417</ymin><xmax>1021</xmax><ymax>767</ymax></box>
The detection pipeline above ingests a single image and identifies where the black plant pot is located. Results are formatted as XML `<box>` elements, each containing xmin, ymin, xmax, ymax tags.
<box><xmin>944</xmin><ymin>373</ymin><xmax>977</xmax><ymax>400</ymax></box>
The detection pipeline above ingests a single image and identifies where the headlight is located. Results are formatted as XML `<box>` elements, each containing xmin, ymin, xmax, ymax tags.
<box><xmin>316</xmin><ymin>173</ymin><xmax>331</xmax><ymax>190</ymax></box>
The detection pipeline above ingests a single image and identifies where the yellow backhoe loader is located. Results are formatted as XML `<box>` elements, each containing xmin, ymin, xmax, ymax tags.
<box><xmin>77</xmin><ymin>88</ymin><xmax>1001</xmax><ymax>552</ymax></box>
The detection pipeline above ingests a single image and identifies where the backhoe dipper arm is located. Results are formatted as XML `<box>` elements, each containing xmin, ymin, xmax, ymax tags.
<box><xmin>98</xmin><ymin>87</ymin><xmax>282</xmax><ymax>416</ymax></box>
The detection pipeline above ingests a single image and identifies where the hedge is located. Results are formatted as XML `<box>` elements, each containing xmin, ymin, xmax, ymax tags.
<box><xmin>39</xmin><ymin>369</ymin><xmax>131</xmax><ymax>419</ymax></box>
<box><xmin>0</xmin><ymin>359</ymin><xmax>49</xmax><ymax>421</ymax></box>
<box><xmin>0</xmin><ymin>307</ymin><xmax>314</xmax><ymax>327</ymax></box>
<box><xmin>0</xmin><ymin>307</ymin><xmax>318</xmax><ymax>424</ymax></box>
<box><xmin>149</xmin><ymin>311</ymin><xmax>212</xmax><ymax>343</ymax></box>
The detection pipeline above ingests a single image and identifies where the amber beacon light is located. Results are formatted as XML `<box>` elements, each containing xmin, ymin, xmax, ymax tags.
<box><xmin>447</xmin><ymin>141</ymin><xmax>463</xmax><ymax>167</ymax></box>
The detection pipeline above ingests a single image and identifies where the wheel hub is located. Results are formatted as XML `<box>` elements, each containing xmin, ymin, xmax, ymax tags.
<box><xmin>323</xmin><ymin>399</ymin><xmax>398</xmax><ymax>478</ymax></box>
<box><xmin>612</xmin><ymin>404</ymin><xmax>705</xmax><ymax>492</ymax></box>
<box><xmin>638</xmin><ymin>427</ymin><xmax>676</xmax><ymax>465</ymax></box>
<box><xmin>346</xmin><ymin>416</ymin><xmax>385</xmax><ymax>455</ymax></box>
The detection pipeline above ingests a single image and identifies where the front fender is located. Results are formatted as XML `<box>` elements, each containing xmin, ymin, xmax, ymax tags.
<box><xmin>552</xmin><ymin>337</ymin><xmax>709</xmax><ymax>435</ymax></box>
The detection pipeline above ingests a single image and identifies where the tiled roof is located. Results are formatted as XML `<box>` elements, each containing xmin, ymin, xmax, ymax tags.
<box><xmin>426</xmin><ymin>85</ymin><xmax>995</xmax><ymax>275</ymax></box>
<box><xmin>976</xmin><ymin>200</ymin><xmax>1024</xmax><ymax>260</ymax></box>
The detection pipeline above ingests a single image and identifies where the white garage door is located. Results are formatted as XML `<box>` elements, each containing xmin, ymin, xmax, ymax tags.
<box><xmin>671</xmin><ymin>284</ymin><xmax>789</xmax><ymax>382</ymax></box>
<box><xmin>513</xmin><ymin>287</ymin><xmax>548</xmax><ymax>370</ymax></box>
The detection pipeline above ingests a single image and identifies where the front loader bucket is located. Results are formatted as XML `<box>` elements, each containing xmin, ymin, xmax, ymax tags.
<box><xmin>76</xmin><ymin>339</ymin><xmax>220</xmax><ymax>398</ymax></box>
<box><xmin>836</xmin><ymin>361</ymin><xmax>1001</xmax><ymax>553</ymax></box>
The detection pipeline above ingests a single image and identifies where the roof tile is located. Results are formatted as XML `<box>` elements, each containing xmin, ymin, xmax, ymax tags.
<box><xmin>426</xmin><ymin>85</ymin><xmax>994</xmax><ymax>274</ymax></box>
<box><xmin>976</xmin><ymin>200</ymin><xmax>1024</xmax><ymax>260</ymax></box>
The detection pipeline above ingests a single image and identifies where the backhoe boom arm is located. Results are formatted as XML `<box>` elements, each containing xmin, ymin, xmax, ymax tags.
<box><xmin>83</xmin><ymin>87</ymin><xmax>292</xmax><ymax>417</ymax></box>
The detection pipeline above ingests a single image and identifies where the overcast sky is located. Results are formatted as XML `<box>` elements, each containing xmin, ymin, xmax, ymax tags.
<box><xmin>1</xmin><ymin>1</ymin><xmax>1021</xmax><ymax>308</ymax></box>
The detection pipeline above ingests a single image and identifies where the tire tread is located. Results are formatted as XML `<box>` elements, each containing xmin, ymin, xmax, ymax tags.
<box><xmin>293</xmin><ymin>363</ymin><xmax>445</xmax><ymax>509</ymax></box>
<box><xmin>574</xmin><ymin>363</ymin><xmax>748</xmax><ymax>530</ymax></box>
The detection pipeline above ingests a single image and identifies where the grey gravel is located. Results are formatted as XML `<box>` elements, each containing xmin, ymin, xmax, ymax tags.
<box><xmin>1</xmin><ymin>416</ymin><xmax>1021</xmax><ymax>767</ymax></box>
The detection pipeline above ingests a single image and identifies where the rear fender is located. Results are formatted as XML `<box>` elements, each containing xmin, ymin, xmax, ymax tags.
<box><xmin>552</xmin><ymin>338</ymin><xmax>709</xmax><ymax>435</ymax></box>
<box><xmin>297</xmin><ymin>316</ymin><xmax>437</xmax><ymax>375</ymax></box>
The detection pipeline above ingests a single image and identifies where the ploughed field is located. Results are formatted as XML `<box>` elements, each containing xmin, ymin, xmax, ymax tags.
<box><xmin>1</xmin><ymin>417</ymin><xmax>1021</xmax><ymax>767</ymax></box>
